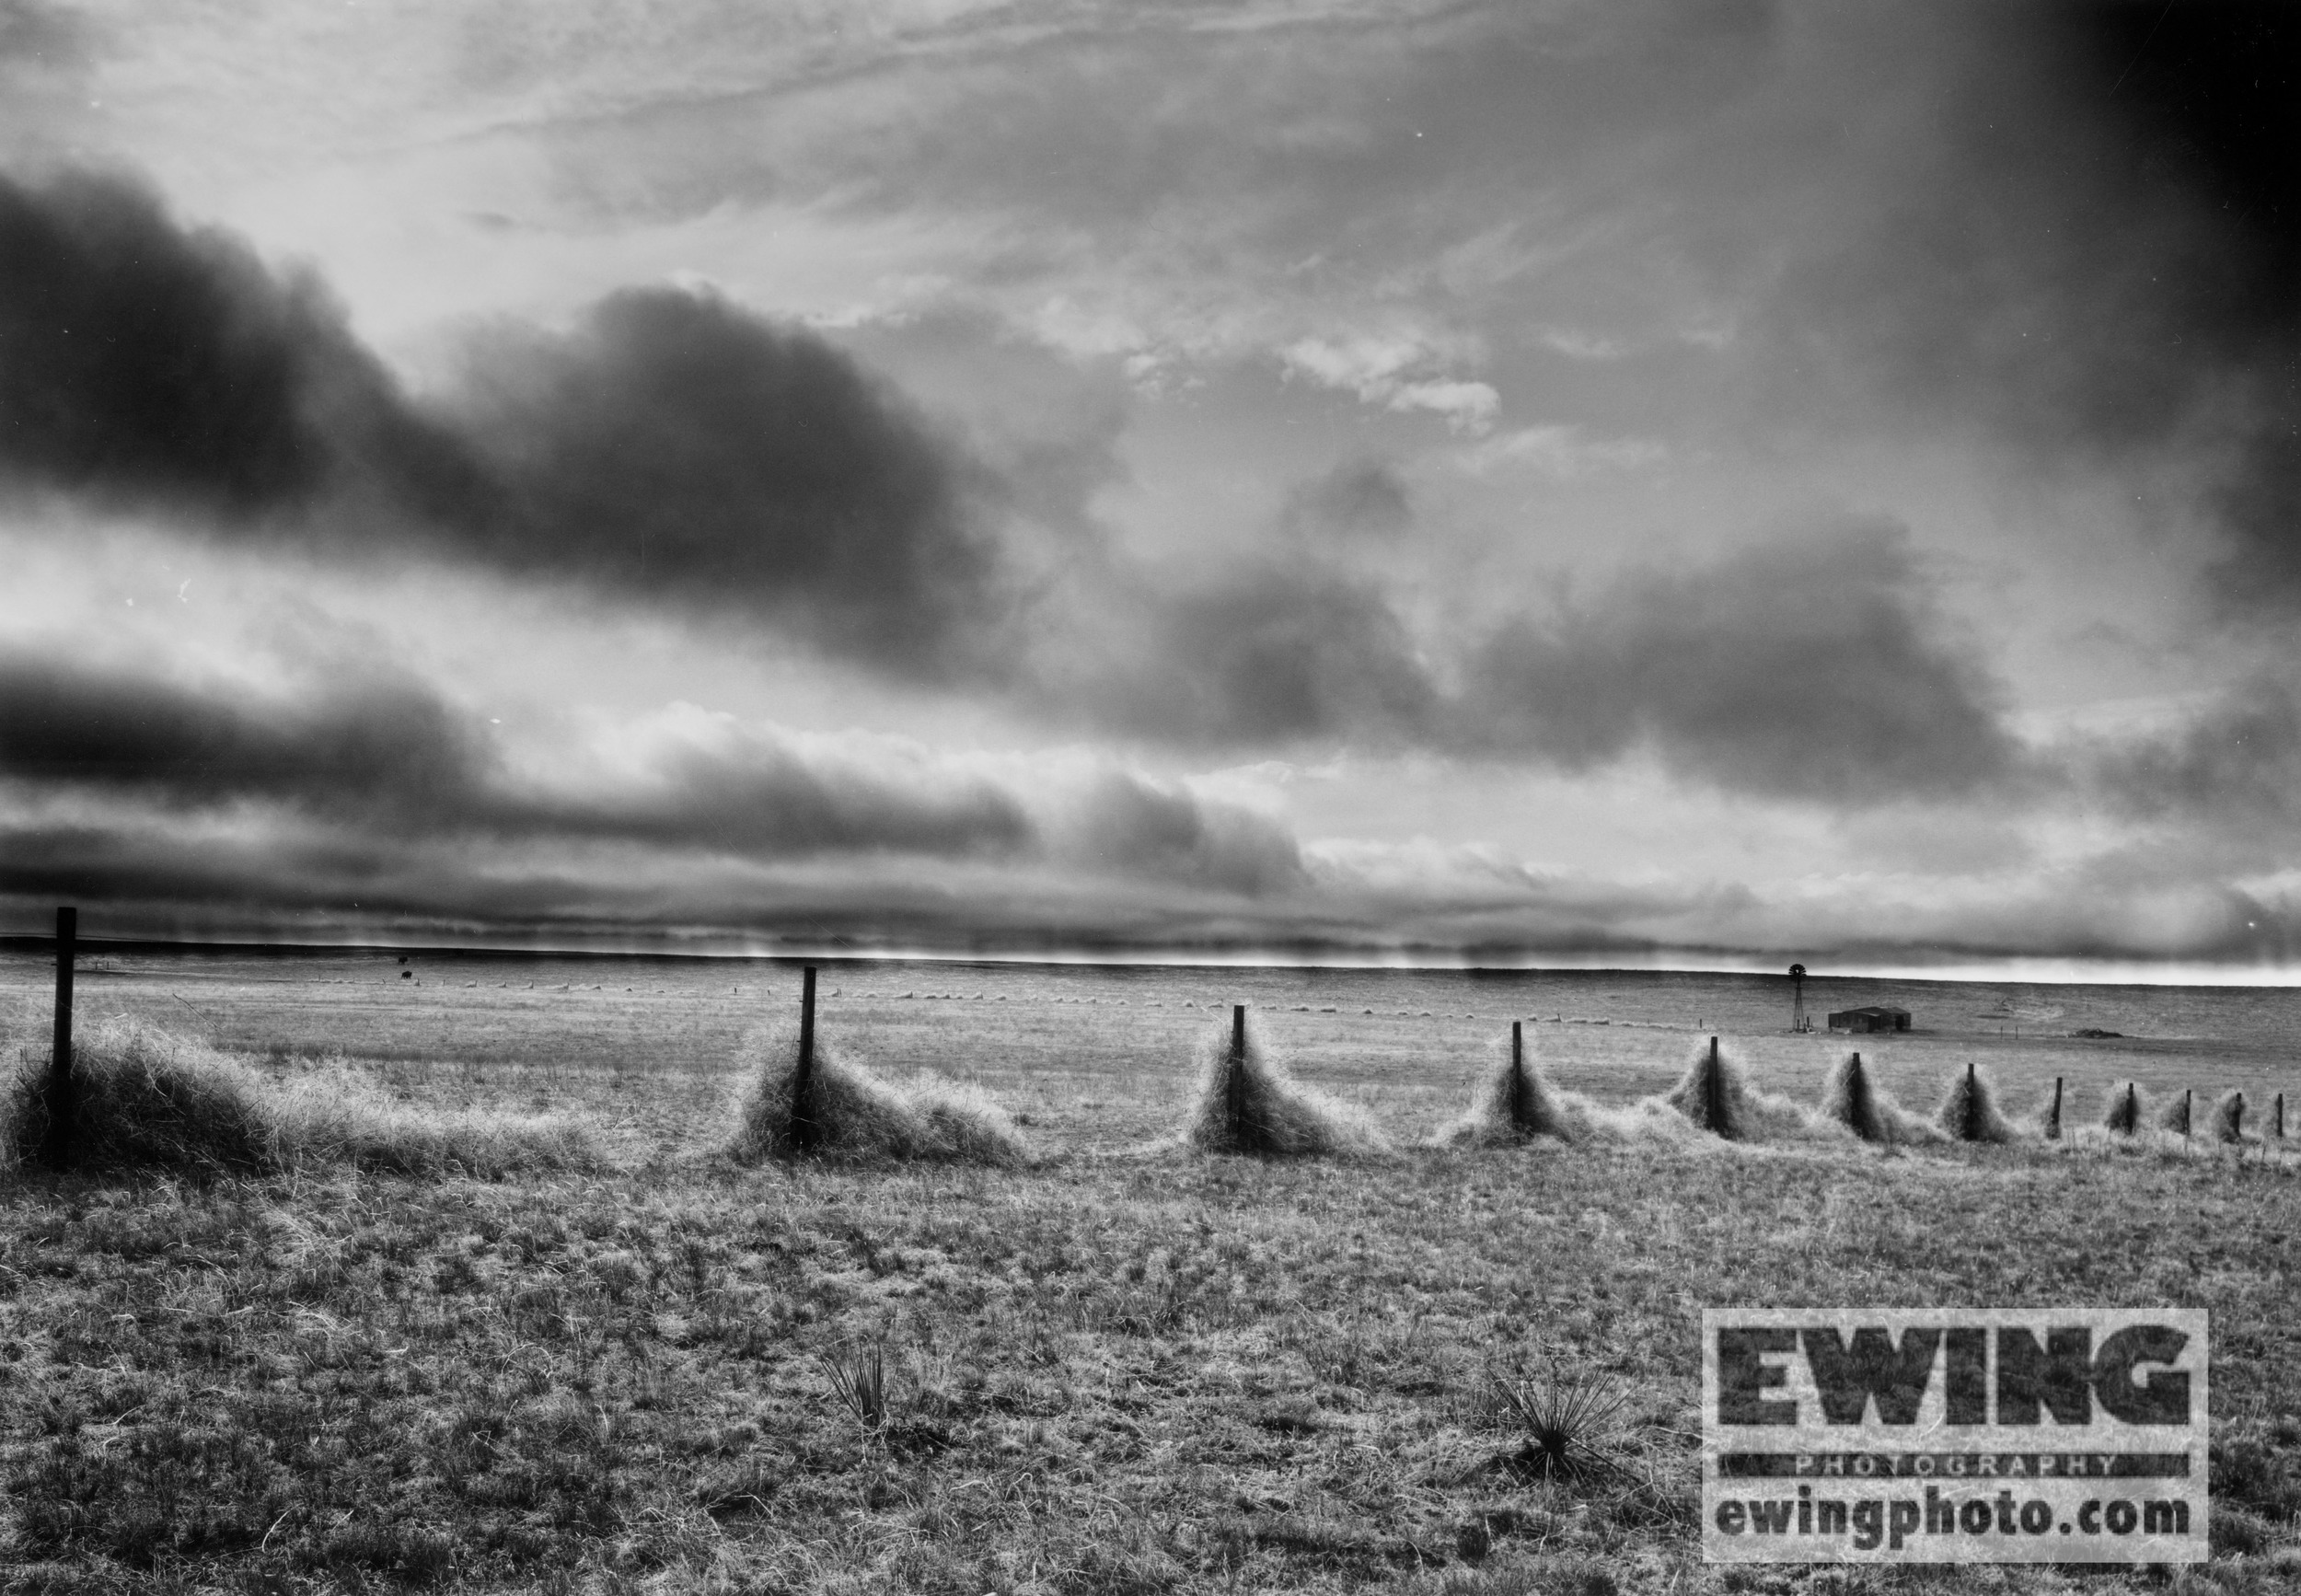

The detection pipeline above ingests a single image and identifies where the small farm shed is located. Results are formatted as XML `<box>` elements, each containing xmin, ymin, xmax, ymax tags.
<box><xmin>1828</xmin><ymin>1005</ymin><xmax>1911</xmax><ymax>1034</ymax></box>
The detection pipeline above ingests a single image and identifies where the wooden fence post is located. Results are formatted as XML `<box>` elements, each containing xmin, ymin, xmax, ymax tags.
<box><xmin>1509</xmin><ymin>1020</ymin><xmax>1527</xmax><ymax>1126</ymax></box>
<box><xmin>40</xmin><ymin>906</ymin><xmax>76</xmax><ymax>1168</ymax></box>
<box><xmin>1844</xmin><ymin>1051</ymin><xmax>1875</xmax><ymax>1141</ymax></box>
<box><xmin>1227</xmin><ymin>1005</ymin><xmax>1251</xmax><ymax>1147</ymax></box>
<box><xmin>1705</xmin><ymin>1035</ymin><xmax>1729</xmax><ymax>1139</ymax></box>
<box><xmin>2047</xmin><ymin>1075</ymin><xmax>2064</xmax><ymax>1141</ymax></box>
<box><xmin>2277</xmin><ymin>1092</ymin><xmax>2287</xmax><ymax>1140</ymax></box>
<box><xmin>790</xmin><ymin>966</ymin><xmax>819</xmax><ymax>1150</ymax></box>
<box><xmin>2182</xmin><ymin>1087</ymin><xmax>2192</xmax><ymax>1141</ymax></box>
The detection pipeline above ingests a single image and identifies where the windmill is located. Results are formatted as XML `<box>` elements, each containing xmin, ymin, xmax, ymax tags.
<box><xmin>1788</xmin><ymin>964</ymin><xmax>1810</xmax><ymax>1034</ymax></box>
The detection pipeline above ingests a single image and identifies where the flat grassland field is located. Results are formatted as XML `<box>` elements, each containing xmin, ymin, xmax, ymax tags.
<box><xmin>3</xmin><ymin>947</ymin><xmax>2298</xmax><ymax>1594</ymax></box>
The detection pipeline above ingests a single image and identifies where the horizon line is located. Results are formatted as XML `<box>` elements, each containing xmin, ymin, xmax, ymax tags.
<box><xmin>8</xmin><ymin>930</ymin><xmax>2301</xmax><ymax>991</ymax></box>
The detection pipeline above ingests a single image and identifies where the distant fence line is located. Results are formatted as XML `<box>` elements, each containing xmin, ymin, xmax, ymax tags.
<box><xmin>25</xmin><ymin>910</ymin><xmax>2296</xmax><ymax>1171</ymax></box>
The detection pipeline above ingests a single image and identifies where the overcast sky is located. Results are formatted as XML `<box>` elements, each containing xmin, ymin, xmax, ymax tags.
<box><xmin>2</xmin><ymin>1</ymin><xmax>2297</xmax><ymax>972</ymax></box>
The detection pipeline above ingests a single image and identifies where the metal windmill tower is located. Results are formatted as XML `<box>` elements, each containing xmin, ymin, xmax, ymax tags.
<box><xmin>1788</xmin><ymin>964</ymin><xmax>1810</xmax><ymax>1034</ymax></box>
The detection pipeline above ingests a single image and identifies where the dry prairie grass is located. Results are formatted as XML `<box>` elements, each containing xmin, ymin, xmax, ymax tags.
<box><xmin>0</xmin><ymin>955</ymin><xmax>2295</xmax><ymax>1592</ymax></box>
<box><xmin>1932</xmin><ymin>1060</ymin><xmax>2022</xmax><ymax>1144</ymax></box>
<box><xmin>5</xmin><ymin>1132</ymin><xmax>2295</xmax><ymax>1594</ymax></box>
<box><xmin>1815</xmin><ymin>1050</ymin><xmax>1942</xmax><ymax>1146</ymax></box>
<box><xmin>1182</xmin><ymin>1009</ymin><xmax>1388</xmax><ymax>1157</ymax></box>
<box><xmin>5</xmin><ymin>1017</ymin><xmax>598</xmax><ymax>1179</ymax></box>
<box><xmin>726</xmin><ymin>1020</ymin><xmax>1031</xmax><ymax>1168</ymax></box>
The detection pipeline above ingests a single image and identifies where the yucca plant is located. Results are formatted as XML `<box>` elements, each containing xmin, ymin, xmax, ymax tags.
<box><xmin>818</xmin><ymin>1342</ymin><xmax>889</xmax><ymax>1437</ymax></box>
<box><xmin>1489</xmin><ymin>1365</ymin><xmax>1633</xmax><ymax>1483</ymax></box>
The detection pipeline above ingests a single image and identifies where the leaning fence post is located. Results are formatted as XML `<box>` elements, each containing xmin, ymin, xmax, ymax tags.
<box><xmin>40</xmin><ymin>906</ymin><xmax>76</xmax><ymax>1168</ymax></box>
<box><xmin>2046</xmin><ymin>1075</ymin><xmax>2064</xmax><ymax>1140</ymax></box>
<box><xmin>790</xmin><ymin>966</ymin><xmax>819</xmax><ymax>1151</ymax></box>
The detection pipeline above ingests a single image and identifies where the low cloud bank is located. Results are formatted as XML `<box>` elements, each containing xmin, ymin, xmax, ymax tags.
<box><xmin>6</xmin><ymin>651</ymin><xmax>2301</xmax><ymax>965</ymax></box>
<box><xmin>0</xmin><ymin>654</ymin><xmax>1303</xmax><ymax>908</ymax></box>
<box><xmin>0</xmin><ymin>652</ymin><xmax>481</xmax><ymax>821</ymax></box>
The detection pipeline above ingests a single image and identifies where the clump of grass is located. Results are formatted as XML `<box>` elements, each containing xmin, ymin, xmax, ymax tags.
<box><xmin>726</xmin><ymin>1020</ymin><xmax>1029</xmax><ymax>1167</ymax></box>
<box><xmin>909</xmin><ymin>1079</ymin><xmax>1035</xmax><ymax>1164</ymax></box>
<box><xmin>1817</xmin><ymin>1051</ymin><xmax>1942</xmax><ymax>1146</ymax></box>
<box><xmin>1935</xmin><ymin>1062</ymin><xmax>2021</xmax><ymax>1143</ymax></box>
<box><xmin>2208</xmin><ymin>1090</ymin><xmax>2251</xmax><ymax>1145</ymax></box>
<box><xmin>1656</xmin><ymin>1037</ymin><xmax>1825</xmax><ymax>1141</ymax></box>
<box><xmin>2103</xmin><ymin>1081</ymin><xmax>2147</xmax><ymax>1136</ymax></box>
<box><xmin>1435</xmin><ymin>1024</ymin><xmax>1590</xmax><ymax>1147</ymax></box>
<box><xmin>2156</xmin><ymin>1087</ymin><xmax>2198</xmax><ymax>1138</ymax></box>
<box><xmin>1185</xmin><ymin>1008</ymin><xmax>1385</xmax><ymax>1157</ymax></box>
<box><xmin>4</xmin><ymin>1017</ymin><xmax>596</xmax><ymax>1177</ymax></box>
<box><xmin>0</xmin><ymin>1050</ymin><xmax>41</xmax><ymax>1179</ymax></box>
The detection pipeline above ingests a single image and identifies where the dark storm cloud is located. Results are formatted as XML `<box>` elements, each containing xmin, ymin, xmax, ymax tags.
<box><xmin>0</xmin><ymin>168</ymin><xmax>425</xmax><ymax>515</ymax></box>
<box><xmin>1459</xmin><ymin>523</ymin><xmax>2020</xmax><ymax>804</ymax></box>
<box><xmin>531</xmin><ymin>751</ymin><xmax>1303</xmax><ymax>897</ymax></box>
<box><xmin>0</xmin><ymin>656</ymin><xmax>1028</xmax><ymax>859</ymax></box>
<box><xmin>2055</xmin><ymin>0</ymin><xmax>2301</xmax><ymax>611</ymax></box>
<box><xmin>526</xmin><ymin>719</ymin><xmax>1034</xmax><ymax>861</ymax></box>
<box><xmin>0</xmin><ymin>652</ymin><xmax>485</xmax><ymax>820</ymax></box>
<box><xmin>0</xmin><ymin>169</ymin><xmax>1011</xmax><ymax>677</ymax></box>
<box><xmin>1756</xmin><ymin>5</ymin><xmax>2301</xmax><ymax>610</ymax></box>
<box><xmin>0</xmin><ymin>821</ymin><xmax>450</xmax><ymax>919</ymax></box>
<box><xmin>2087</xmin><ymin>674</ymin><xmax>2301</xmax><ymax>838</ymax></box>
<box><xmin>0</xmin><ymin>812</ymin><xmax>1299</xmax><ymax>948</ymax></box>
<box><xmin>1080</xmin><ymin>562</ymin><xmax>1440</xmax><ymax>746</ymax></box>
<box><xmin>2054</xmin><ymin>1</ymin><xmax>2301</xmax><ymax>322</ymax></box>
<box><xmin>0</xmin><ymin>655</ymin><xmax>1315</xmax><ymax>905</ymax></box>
<box><xmin>1057</xmin><ymin>517</ymin><xmax>2026</xmax><ymax>808</ymax></box>
<box><xmin>439</xmin><ymin>291</ymin><xmax>1011</xmax><ymax>676</ymax></box>
<box><xmin>1058</xmin><ymin>771</ymin><xmax>1305</xmax><ymax>896</ymax></box>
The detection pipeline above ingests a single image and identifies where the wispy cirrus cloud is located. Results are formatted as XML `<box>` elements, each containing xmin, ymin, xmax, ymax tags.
<box><xmin>1453</xmin><ymin>423</ymin><xmax>1666</xmax><ymax>480</ymax></box>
